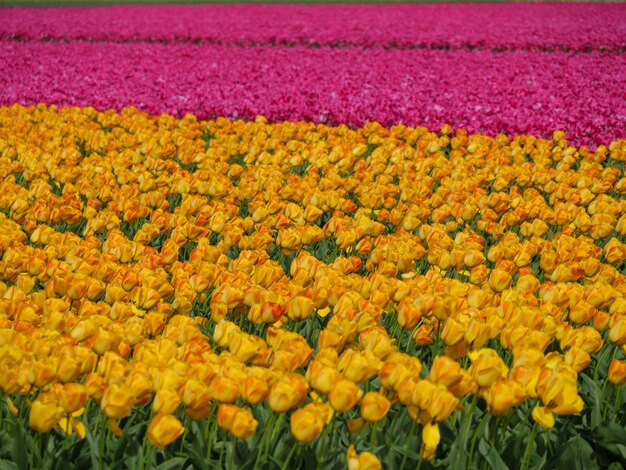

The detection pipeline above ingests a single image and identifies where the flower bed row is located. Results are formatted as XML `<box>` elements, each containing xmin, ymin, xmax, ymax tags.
<box><xmin>2</xmin><ymin>4</ymin><xmax>625</xmax><ymax>52</ymax></box>
<box><xmin>1</xmin><ymin>42</ymin><xmax>624</xmax><ymax>149</ymax></box>
<box><xmin>0</xmin><ymin>104</ymin><xmax>624</xmax><ymax>469</ymax></box>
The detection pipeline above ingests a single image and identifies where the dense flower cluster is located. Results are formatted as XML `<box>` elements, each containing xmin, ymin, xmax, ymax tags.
<box><xmin>1</xmin><ymin>43</ymin><xmax>624</xmax><ymax>149</ymax></box>
<box><xmin>2</xmin><ymin>4</ymin><xmax>625</xmax><ymax>52</ymax></box>
<box><xmin>0</xmin><ymin>105</ymin><xmax>624</xmax><ymax>467</ymax></box>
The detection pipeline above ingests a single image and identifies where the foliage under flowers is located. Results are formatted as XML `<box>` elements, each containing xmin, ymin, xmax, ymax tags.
<box><xmin>0</xmin><ymin>104</ymin><xmax>625</xmax><ymax>469</ymax></box>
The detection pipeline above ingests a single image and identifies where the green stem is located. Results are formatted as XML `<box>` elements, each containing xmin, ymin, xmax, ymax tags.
<box><xmin>18</xmin><ymin>385</ymin><xmax>34</xmax><ymax>421</ymax></box>
<box><xmin>602</xmin><ymin>383</ymin><xmax>614</xmax><ymax>421</ymax></box>
<box><xmin>593</xmin><ymin>344</ymin><xmax>613</xmax><ymax>382</ymax></box>
<box><xmin>407</xmin><ymin>321</ymin><xmax>423</xmax><ymax>353</ymax></box>
<box><xmin>265</xmin><ymin>412</ymin><xmax>285</xmax><ymax>461</ymax></box>
<box><xmin>468</xmin><ymin>414</ymin><xmax>490</xmax><ymax>467</ymax></box>
<box><xmin>399</xmin><ymin>420</ymin><xmax>418</xmax><ymax>470</ymax></box>
<box><xmin>179</xmin><ymin>419</ymin><xmax>187</xmax><ymax>454</ymax></box>
<box><xmin>140</xmin><ymin>409</ymin><xmax>155</xmax><ymax>470</ymax></box>
<box><xmin>143</xmin><ymin>442</ymin><xmax>153</xmax><ymax>470</ymax></box>
<box><xmin>450</xmin><ymin>410</ymin><xmax>460</xmax><ymax>429</ymax></box>
<box><xmin>546</xmin><ymin>428</ymin><xmax>553</xmax><ymax>456</ymax></box>
<box><xmin>29</xmin><ymin>432</ymin><xmax>36</xmax><ymax>469</ymax></box>
<box><xmin>205</xmin><ymin>406</ymin><xmax>217</xmax><ymax>460</ymax></box>
<box><xmin>489</xmin><ymin>415</ymin><xmax>500</xmax><ymax>446</ymax></box>
<box><xmin>521</xmin><ymin>422</ymin><xmax>539</xmax><ymax>470</ymax></box>
<box><xmin>370</xmin><ymin>421</ymin><xmax>377</xmax><ymax>448</ymax></box>
<box><xmin>64</xmin><ymin>413</ymin><xmax>71</xmax><ymax>453</ymax></box>
<box><xmin>496</xmin><ymin>413</ymin><xmax>512</xmax><ymax>450</ymax></box>
<box><xmin>416</xmin><ymin>454</ymin><xmax>424</xmax><ymax>470</ymax></box>
<box><xmin>316</xmin><ymin>416</ymin><xmax>334</xmax><ymax>469</ymax></box>
<box><xmin>601</xmin><ymin>347</ymin><xmax>619</xmax><ymax>420</ymax></box>
<box><xmin>281</xmin><ymin>442</ymin><xmax>299</xmax><ymax>470</ymax></box>
<box><xmin>390</xmin><ymin>320</ymin><xmax>400</xmax><ymax>341</ymax></box>
<box><xmin>614</xmin><ymin>386</ymin><xmax>624</xmax><ymax>416</ymax></box>
<box><xmin>433</xmin><ymin>320</ymin><xmax>442</xmax><ymax>357</ymax></box>
<box><xmin>461</xmin><ymin>394</ymin><xmax>478</xmax><ymax>446</ymax></box>
<box><xmin>253</xmin><ymin>411</ymin><xmax>275</xmax><ymax>470</ymax></box>
<box><xmin>217</xmin><ymin>438</ymin><xmax>226</xmax><ymax>470</ymax></box>
<box><xmin>98</xmin><ymin>414</ymin><xmax>107</xmax><ymax>470</ymax></box>
<box><xmin>93</xmin><ymin>354</ymin><xmax>101</xmax><ymax>374</ymax></box>
<box><xmin>40</xmin><ymin>432</ymin><xmax>49</xmax><ymax>468</ymax></box>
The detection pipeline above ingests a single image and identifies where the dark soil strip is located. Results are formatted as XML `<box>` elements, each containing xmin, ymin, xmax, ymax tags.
<box><xmin>1</xmin><ymin>33</ymin><xmax>624</xmax><ymax>54</ymax></box>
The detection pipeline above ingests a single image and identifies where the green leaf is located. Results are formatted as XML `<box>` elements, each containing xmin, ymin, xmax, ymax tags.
<box><xmin>593</xmin><ymin>421</ymin><xmax>626</xmax><ymax>446</ymax></box>
<box><xmin>0</xmin><ymin>429</ymin><xmax>13</xmax><ymax>458</ymax></box>
<box><xmin>478</xmin><ymin>438</ymin><xmax>509</xmax><ymax>470</ymax></box>
<box><xmin>12</xmin><ymin>422</ymin><xmax>28</xmax><ymax>470</ymax></box>
<box><xmin>580</xmin><ymin>374</ymin><xmax>602</xmax><ymax>429</ymax></box>
<box><xmin>448</xmin><ymin>442</ymin><xmax>469</xmax><ymax>469</ymax></box>
<box><xmin>592</xmin><ymin>421</ymin><xmax>626</xmax><ymax>461</ymax></box>
<box><xmin>155</xmin><ymin>457</ymin><xmax>189</xmax><ymax>470</ymax></box>
<box><xmin>555</xmin><ymin>435</ymin><xmax>598</xmax><ymax>470</ymax></box>
<box><xmin>390</xmin><ymin>442</ymin><xmax>420</xmax><ymax>462</ymax></box>
<box><xmin>0</xmin><ymin>459</ymin><xmax>19</xmax><ymax>470</ymax></box>
<box><xmin>84</xmin><ymin>425</ymin><xmax>101</xmax><ymax>470</ymax></box>
<box><xmin>180</xmin><ymin>444</ymin><xmax>207</xmax><ymax>469</ymax></box>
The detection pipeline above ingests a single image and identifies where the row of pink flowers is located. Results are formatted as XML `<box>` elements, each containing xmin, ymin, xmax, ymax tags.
<box><xmin>1</xmin><ymin>4</ymin><xmax>625</xmax><ymax>51</ymax></box>
<box><xmin>1</xmin><ymin>41</ymin><xmax>624</xmax><ymax>148</ymax></box>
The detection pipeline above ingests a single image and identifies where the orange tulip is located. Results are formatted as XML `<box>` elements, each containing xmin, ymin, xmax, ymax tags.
<box><xmin>608</xmin><ymin>359</ymin><xmax>626</xmax><ymax>385</ymax></box>
<box><xmin>217</xmin><ymin>404</ymin><xmax>258</xmax><ymax>439</ymax></box>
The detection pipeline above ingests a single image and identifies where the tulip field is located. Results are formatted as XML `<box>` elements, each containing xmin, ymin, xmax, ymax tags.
<box><xmin>0</xmin><ymin>3</ymin><xmax>625</xmax><ymax>470</ymax></box>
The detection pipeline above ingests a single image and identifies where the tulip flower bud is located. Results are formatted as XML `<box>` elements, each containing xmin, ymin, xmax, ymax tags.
<box><xmin>29</xmin><ymin>400</ymin><xmax>62</xmax><ymax>433</ymax></box>
<box><xmin>484</xmin><ymin>380</ymin><xmax>526</xmax><ymax>416</ymax></box>
<box><xmin>397</xmin><ymin>299</ymin><xmax>422</xmax><ymax>330</ymax></box>
<box><xmin>101</xmin><ymin>384</ymin><xmax>134</xmax><ymax>419</ymax></box>
<box><xmin>85</xmin><ymin>373</ymin><xmax>107</xmax><ymax>403</ymax></box>
<box><xmin>329</xmin><ymin>379</ymin><xmax>363</xmax><ymax>413</ymax></box>
<box><xmin>609</xmin><ymin>317</ymin><xmax>626</xmax><ymax>346</ymax></box>
<box><xmin>420</xmin><ymin>422</ymin><xmax>440</xmax><ymax>461</ymax></box>
<box><xmin>441</xmin><ymin>318</ymin><xmax>466</xmax><ymax>346</ymax></box>
<box><xmin>148</xmin><ymin>414</ymin><xmax>184</xmax><ymax>448</ymax></box>
<box><xmin>337</xmin><ymin>349</ymin><xmax>380</xmax><ymax>384</ymax></box>
<box><xmin>608</xmin><ymin>359</ymin><xmax>626</xmax><ymax>385</ymax></box>
<box><xmin>347</xmin><ymin>445</ymin><xmax>382</xmax><ymax>470</ymax></box>
<box><xmin>468</xmin><ymin>349</ymin><xmax>508</xmax><ymax>388</ymax></box>
<box><xmin>217</xmin><ymin>404</ymin><xmax>258</xmax><ymax>439</ymax></box>
<box><xmin>532</xmin><ymin>406</ymin><xmax>555</xmax><ymax>429</ymax></box>
<box><xmin>428</xmin><ymin>355</ymin><xmax>463</xmax><ymax>388</ymax></box>
<box><xmin>92</xmin><ymin>328</ymin><xmax>123</xmax><ymax>356</ymax></box>
<box><xmin>360</xmin><ymin>392</ymin><xmax>390</xmax><ymax>422</ymax></box>
<box><xmin>488</xmin><ymin>269</ymin><xmax>513</xmax><ymax>293</ymax></box>
<box><xmin>242</xmin><ymin>376</ymin><xmax>269</xmax><ymax>405</ymax></box>
<box><xmin>58</xmin><ymin>383</ymin><xmax>88</xmax><ymax>414</ymax></box>
<box><xmin>287</xmin><ymin>296</ymin><xmax>315</xmax><ymax>322</ymax></box>
<box><xmin>268</xmin><ymin>373</ymin><xmax>308</xmax><ymax>413</ymax></box>
<box><xmin>153</xmin><ymin>388</ymin><xmax>181</xmax><ymax>415</ymax></box>
<box><xmin>563</xmin><ymin>347</ymin><xmax>591</xmax><ymax>373</ymax></box>
<box><xmin>208</xmin><ymin>376</ymin><xmax>240</xmax><ymax>403</ymax></box>
<box><xmin>290</xmin><ymin>408</ymin><xmax>324</xmax><ymax>443</ymax></box>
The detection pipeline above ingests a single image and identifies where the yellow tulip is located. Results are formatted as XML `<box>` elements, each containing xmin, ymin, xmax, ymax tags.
<box><xmin>290</xmin><ymin>408</ymin><xmax>324</xmax><ymax>443</ymax></box>
<box><xmin>147</xmin><ymin>414</ymin><xmax>185</xmax><ymax>448</ymax></box>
